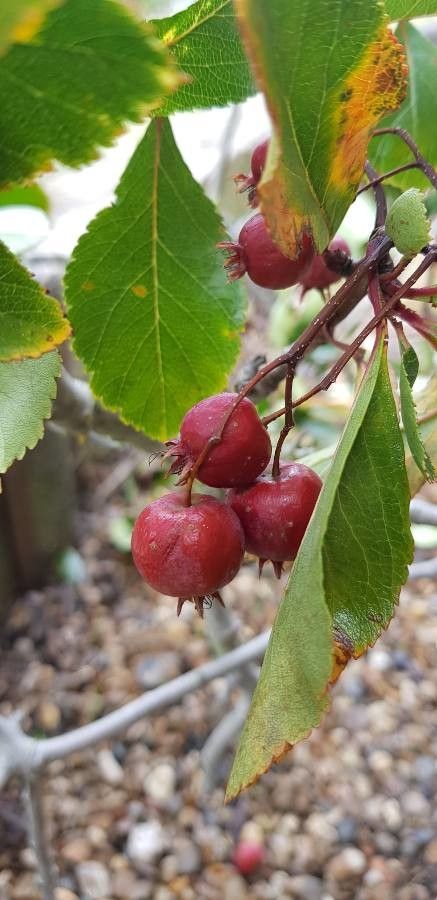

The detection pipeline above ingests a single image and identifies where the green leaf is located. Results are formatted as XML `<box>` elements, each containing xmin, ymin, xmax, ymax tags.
<box><xmin>227</xmin><ymin>340</ymin><xmax>413</xmax><ymax>799</ymax></box>
<box><xmin>0</xmin><ymin>241</ymin><xmax>70</xmax><ymax>361</ymax></box>
<box><xmin>0</xmin><ymin>183</ymin><xmax>49</xmax><ymax>211</ymax></box>
<box><xmin>0</xmin><ymin>0</ymin><xmax>181</xmax><ymax>188</ymax></box>
<box><xmin>0</xmin><ymin>350</ymin><xmax>60</xmax><ymax>473</ymax></box>
<box><xmin>0</xmin><ymin>0</ymin><xmax>60</xmax><ymax>55</ymax></box>
<box><xmin>399</xmin><ymin>341</ymin><xmax>436</xmax><ymax>481</ymax></box>
<box><xmin>234</xmin><ymin>0</ymin><xmax>407</xmax><ymax>257</ymax></box>
<box><xmin>370</xmin><ymin>24</ymin><xmax>437</xmax><ymax>190</ymax></box>
<box><xmin>385</xmin><ymin>188</ymin><xmax>431</xmax><ymax>255</ymax></box>
<box><xmin>384</xmin><ymin>1</ymin><xmax>437</xmax><ymax>19</ymax></box>
<box><xmin>151</xmin><ymin>0</ymin><xmax>256</xmax><ymax>115</ymax></box>
<box><xmin>65</xmin><ymin>119</ymin><xmax>245</xmax><ymax>441</ymax></box>
<box><xmin>406</xmin><ymin>374</ymin><xmax>437</xmax><ymax>495</ymax></box>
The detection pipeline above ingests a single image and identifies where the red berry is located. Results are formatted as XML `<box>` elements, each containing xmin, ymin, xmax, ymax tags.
<box><xmin>131</xmin><ymin>493</ymin><xmax>245</xmax><ymax>616</ymax></box>
<box><xmin>234</xmin><ymin>139</ymin><xmax>269</xmax><ymax>207</ymax></box>
<box><xmin>232</xmin><ymin>840</ymin><xmax>265</xmax><ymax>876</ymax></box>
<box><xmin>218</xmin><ymin>214</ymin><xmax>314</xmax><ymax>290</ymax></box>
<box><xmin>229</xmin><ymin>462</ymin><xmax>322</xmax><ymax>577</ymax></box>
<box><xmin>165</xmin><ymin>392</ymin><xmax>271</xmax><ymax>488</ymax></box>
<box><xmin>300</xmin><ymin>236</ymin><xmax>351</xmax><ymax>293</ymax></box>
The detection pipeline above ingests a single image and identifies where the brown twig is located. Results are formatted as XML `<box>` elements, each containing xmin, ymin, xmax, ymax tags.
<box><xmin>372</xmin><ymin>127</ymin><xmax>437</xmax><ymax>191</ymax></box>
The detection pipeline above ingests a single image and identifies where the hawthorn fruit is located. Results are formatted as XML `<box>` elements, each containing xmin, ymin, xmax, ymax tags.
<box><xmin>234</xmin><ymin>138</ymin><xmax>269</xmax><ymax>206</ymax></box>
<box><xmin>229</xmin><ymin>462</ymin><xmax>322</xmax><ymax>576</ymax></box>
<box><xmin>165</xmin><ymin>392</ymin><xmax>271</xmax><ymax>488</ymax></box>
<box><xmin>300</xmin><ymin>236</ymin><xmax>351</xmax><ymax>293</ymax></box>
<box><xmin>131</xmin><ymin>492</ymin><xmax>245</xmax><ymax>616</ymax></box>
<box><xmin>218</xmin><ymin>213</ymin><xmax>314</xmax><ymax>290</ymax></box>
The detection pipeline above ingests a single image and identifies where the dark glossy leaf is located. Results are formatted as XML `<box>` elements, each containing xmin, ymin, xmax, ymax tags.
<box><xmin>65</xmin><ymin>119</ymin><xmax>245</xmax><ymax>440</ymax></box>
<box><xmin>0</xmin><ymin>0</ymin><xmax>180</xmax><ymax>188</ymax></box>
<box><xmin>227</xmin><ymin>340</ymin><xmax>413</xmax><ymax>799</ymax></box>
<box><xmin>152</xmin><ymin>0</ymin><xmax>255</xmax><ymax>115</ymax></box>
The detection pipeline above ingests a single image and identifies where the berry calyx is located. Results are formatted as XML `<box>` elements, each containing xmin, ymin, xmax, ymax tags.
<box><xmin>234</xmin><ymin>139</ymin><xmax>269</xmax><ymax>207</ymax></box>
<box><xmin>218</xmin><ymin>214</ymin><xmax>314</xmax><ymax>290</ymax></box>
<box><xmin>165</xmin><ymin>392</ymin><xmax>271</xmax><ymax>488</ymax></box>
<box><xmin>232</xmin><ymin>840</ymin><xmax>265</xmax><ymax>876</ymax></box>
<box><xmin>229</xmin><ymin>462</ymin><xmax>322</xmax><ymax>577</ymax></box>
<box><xmin>300</xmin><ymin>236</ymin><xmax>351</xmax><ymax>294</ymax></box>
<box><xmin>131</xmin><ymin>493</ymin><xmax>245</xmax><ymax>616</ymax></box>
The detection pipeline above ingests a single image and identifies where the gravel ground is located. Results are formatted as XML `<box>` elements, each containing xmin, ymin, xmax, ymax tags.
<box><xmin>0</xmin><ymin>471</ymin><xmax>436</xmax><ymax>900</ymax></box>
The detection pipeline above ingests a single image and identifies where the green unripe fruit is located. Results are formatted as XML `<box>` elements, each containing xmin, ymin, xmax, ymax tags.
<box><xmin>386</xmin><ymin>188</ymin><xmax>431</xmax><ymax>257</ymax></box>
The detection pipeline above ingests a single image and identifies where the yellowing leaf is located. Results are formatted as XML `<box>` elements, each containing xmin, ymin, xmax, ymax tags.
<box><xmin>0</xmin><ymin>241</ymin><xmax>70</xmax><ymax>361</ymax></box>
<box><xmin>227</xmin><ymin>340</ymin><xmax>412</xmax><ymax>799</ymax></box>
<box><xmin>0</xmin><ymin>0</ymin><xmax>181</xmax><ymax>188</ymax></box>
<box><xmin>234</xmin><ymin>0</ymin><xmax>407</xmax><ymax>257</ymax></box>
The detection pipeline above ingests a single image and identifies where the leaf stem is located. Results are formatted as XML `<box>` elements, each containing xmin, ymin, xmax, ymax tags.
<box><xmin>272</xmin><ymin>363</ymin><xmax>294</xmax><ymax>476</ymax></box>
<box><xmin>356</xmin><ymin>161</ymin><xmax>420</xmax><ymax>195</ymax></box>
<box><xmin>262</xmin><ymin>249</ymin><xmax>437</xmax><ymax>426</ymax></box>
<box><xmin>372</xmin><ymin>127</ymin><xmax>437</xmax><ymax>191</ymax></box>
<box><xmin>365</xmin><ymin>161</ymin><xmax>387</xmax><ymax>228</ymax></box>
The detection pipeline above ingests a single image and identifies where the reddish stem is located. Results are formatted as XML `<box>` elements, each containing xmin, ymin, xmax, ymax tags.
<box><xmin>262</xmin><ymin>249</ymin><xmax>437</xmax><ymax>427</ymax></box>
<box><xmin>393</xmin><ymin>302</ymin><xmax>437</xmax><ymax>350</ymax></box>
<box><xmin>272</xmin><ymin>364</ymin><xmax>294</xmax><ymax>476</ymax></box>
<box><xmin>356</xmin><ymin>161</ymin><xmax>420</xmax><ymax>196</ymax></box>
<box><xmin>372</xmin><ymin>127</ymin><xmax>437</xmax><ymax>191</ymax></box>
<box><xmin>404</xmin><ymin>285</ymin><xmax>437</xmax><ymax>299</ymax></box>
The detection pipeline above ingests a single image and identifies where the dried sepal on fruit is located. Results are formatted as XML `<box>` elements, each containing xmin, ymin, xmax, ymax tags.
<box><xmin>233</xmin><ymin>139</ymin><xmax>269</xmax><ymax>207</ymax></box>
<box><xmin>218</xmin><ymin>213</ymin><xmax>314</xmax><ymax>290</ymax></box>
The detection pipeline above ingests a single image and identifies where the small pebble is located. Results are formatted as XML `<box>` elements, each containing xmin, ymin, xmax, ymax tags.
<box><xmin>75</xmin><ymin>861</ymin><xmax>111</xmax><ymax>899</ymax></box>
<box><xmin>97</xmin><ymin>748</ymin><xmax>124</xmax><ymax>785</ymax></box>
<box><xmin>143</xmin><ymin>763</ymin><xmax>176</xmax><ymax>806</ymax></box>
<box><xmin>126</xmin><ymin>821</ymin><xmax>167</xmax><ymax>871</ymax></box>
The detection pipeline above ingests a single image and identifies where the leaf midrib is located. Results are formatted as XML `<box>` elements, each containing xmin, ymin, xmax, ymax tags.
<box><xmin>162</xmin><ymin>0</ymin><xmax>230</xmax><ymax>47</ymax></box>
<box><xmin>151</xmin><ymin>120</ymin><xmax>166</xmax><ymax>435</ymax></box>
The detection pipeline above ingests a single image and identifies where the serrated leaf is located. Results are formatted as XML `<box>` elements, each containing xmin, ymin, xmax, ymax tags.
<box><xmin>385</xmin><ymin>1</ymin><xmax>437</xmax><ymax>19</ymax></box>
<box><xmin>0</xmin><ymin>350</ymin><xmax>60</xmax><ymax>472</ymax></box>
<box><xmin>234</xmin><ymin>0</ymin><xmax>407</xmax><ymax>257</ymax></box>
<box><xmin>0</xmin><ymin>0</ymin><xmax>60</xmax><ymax>55</ymax></box>
<box><xmin>227</xmin><ymin>339</ymin><xmax>413</xmax><ymax>799</ymax></box>
<box><xmin>406</xmin><ymin>374</ymin><xmax>437</xmax><ymax>495</ymax></box>
<box><xmin>0</xmin><ymin>0</ymin><xmax>181</xmax><ymax>188</ymax></box>
<box><xmin>370</xmin><ymin>24</ymin><xmax>437</xmax><ymax>189</ymax></box>
<box><xmin>399</xmin><ymin>341</ymin><xmax>436</xmax><ymax>481</ymax></box>
<box><xmin>0</xmin><ymin>241</ymin><xmax>70</xmax><ymax>361</ymax></box>
<box><xmin>65</xmin><ymin>119</ymin><xmax>245</xmax><ymax>441</ymax></box>
<box><xmin>151</xmin><ymin>0</ymin><xmax>255</xmax><ymax>115</ymax></box>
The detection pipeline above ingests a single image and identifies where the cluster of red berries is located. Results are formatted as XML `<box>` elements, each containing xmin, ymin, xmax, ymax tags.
<box><xmin>132</xmin><ymin>393</ymin><xmax>322</xmax><ymax>615</ymax></box>
<box><xmin>219</xmin><ymin>139</ymin><xmax>351</xmax><ymax>292</ymax></box>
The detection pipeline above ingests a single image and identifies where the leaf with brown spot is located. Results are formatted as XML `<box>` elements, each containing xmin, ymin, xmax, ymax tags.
<box><xmin>234</xmin><ymin>0</ymin><xmax>407</xmax><ymax>256</ymax></box>
<box><xmin>0</xmin><ymin>240</ymin><xmax>70</xmax><ymax>362</ymax></box>
<box><xmin>227</xmin><ymin>338</ymin><xmax>413</xmax><ymax>799</ymax></box>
